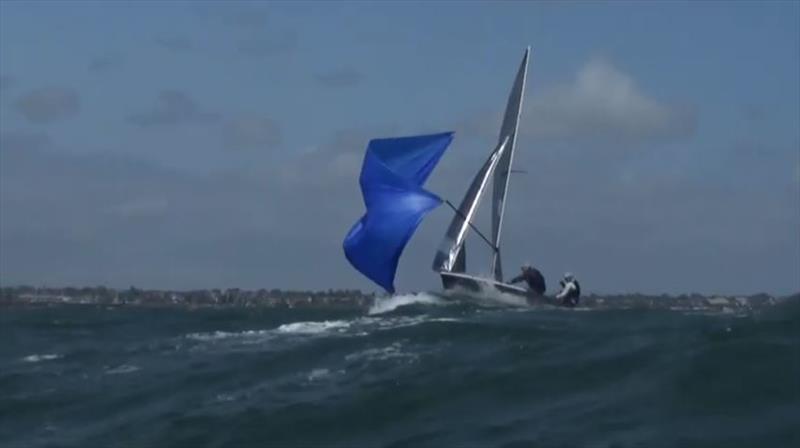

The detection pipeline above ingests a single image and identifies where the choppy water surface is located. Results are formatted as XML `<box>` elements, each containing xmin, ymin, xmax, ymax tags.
<box><xmin>1</xmin><ymin>293</ymin><xmax>798</xmax><ymax>447</ymax></box>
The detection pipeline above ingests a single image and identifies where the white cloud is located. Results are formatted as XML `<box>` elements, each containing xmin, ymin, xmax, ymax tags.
<box><xmin>529</xmin><ymin>59</ymin><xmax>694</xmax><ymax>141</ymax></box>
<box><xmin>463</xmin><ymin>59</ymin><xmax>696</xmax><ymax>145</ymax></box>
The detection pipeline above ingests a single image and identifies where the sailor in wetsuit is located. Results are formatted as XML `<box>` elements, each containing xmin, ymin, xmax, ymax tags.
<box><xmin>555</xmin><ymin>273</ymin><xmax>581</xmax><ymax>307</ymax></box>
<box><xmin>509</xmin><ymin>264</ymin><xmax>546</xmax><ymax>296</ymax></box>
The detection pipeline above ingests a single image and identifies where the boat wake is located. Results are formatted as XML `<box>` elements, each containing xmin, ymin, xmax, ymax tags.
<box><xmin>184</xmin><ymin>313</ymin><xmax>462</xmax><ymax>352</ymax></box>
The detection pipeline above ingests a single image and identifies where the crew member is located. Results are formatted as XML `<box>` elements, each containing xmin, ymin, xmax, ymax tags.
<box><xmin>509</xmin><ymin>264</ymin><xmax>546</xmax><ymax>296</ymax></box>
<box><xmin>556</xmin><ymin>273</ymin><xmax>581</xmax><ymax>307</ymax></box>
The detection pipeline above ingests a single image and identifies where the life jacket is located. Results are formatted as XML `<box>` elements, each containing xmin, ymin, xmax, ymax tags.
<box><xmin>562</xmin><ymin>279</ymin><xmax>580</xmax><ymax>307</ymax></box>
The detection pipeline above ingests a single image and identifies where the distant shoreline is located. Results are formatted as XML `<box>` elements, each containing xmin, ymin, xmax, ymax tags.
<box><xmin>1</xmin><ymin>285</ymin><xmax>796</xmax><ymax>311</ymax></box>
<box><xmin>0</xmin><ymin>286</ymin><xmax>374</xmax><ymax>309</ymax></box>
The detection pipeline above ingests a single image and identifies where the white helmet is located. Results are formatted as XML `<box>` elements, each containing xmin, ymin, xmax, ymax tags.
<box><xmin>564</xmin><ymin>272</ymin><xmax>574</xmax><ymax>282</ymax></box>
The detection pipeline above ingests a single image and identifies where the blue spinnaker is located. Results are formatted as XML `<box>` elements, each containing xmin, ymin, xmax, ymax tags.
<box><xmin>344</xmin><ymin>132</ymin><xmax>454</xmax><ymax>293</ymax></box>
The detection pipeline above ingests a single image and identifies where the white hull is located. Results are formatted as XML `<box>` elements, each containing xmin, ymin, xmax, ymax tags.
<box><xmin>439</xmin><ymin>271</ymin><xmax>526</xmax><ymax>294</ymax></box>
<box><xmin>439</xmin><ymin>271</ymin><xmax>557</xmax><ymax>307</ymax></box>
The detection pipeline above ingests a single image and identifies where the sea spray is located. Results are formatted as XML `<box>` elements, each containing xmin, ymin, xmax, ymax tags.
<box><xmin>368</xmin><ymin>292</ymin><xmax>445</xmax><ymax>315</ymax></box>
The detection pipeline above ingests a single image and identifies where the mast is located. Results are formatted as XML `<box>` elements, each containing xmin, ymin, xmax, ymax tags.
<box><xmin>490</xmin><ymin>47</ymin><xmax>530</xmax><ymax>281</ymax></box>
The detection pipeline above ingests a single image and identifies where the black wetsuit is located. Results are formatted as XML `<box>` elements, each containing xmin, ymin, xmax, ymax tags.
<box><xmin>509</xmin><ymin>267</ymin><xmax>546</xmax><ymax>296</ymax></box>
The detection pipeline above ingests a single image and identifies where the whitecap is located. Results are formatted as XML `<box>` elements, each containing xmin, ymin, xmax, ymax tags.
<box><xmin>276</xmin><ymin>320</ymin><xmax>350</xmax><ymax>334</ymax></box>
<box><xmin>306</xmin><ymin>368</ymin><xmax>347</xmax><ymax>383</ymax></box>
<box><xmin>307</xmin><ymin>368</ymin><xmax>331</xmax><ymax>381</ymax></box>
<box><xmin>105</xmin><ymin>364</ymin><xmax>140</xmax><ymax>375</ymax></box>
<box><xmin>215</xmin><ymin>393</ymin><xmax>237</xmax><ymax>402</ymax></box>
<box><xmin>368</xmin><ymin>292</ymin><xmax>445</xmax><ymax>315</ymax></box>
<box><xmin>186</xmin><ymin>330</ymin><xmax>271</xmax><ymax>341</ymax></box>
<box><xmin>183</xmin><ymin>321</ymin><xmax>350</xmax><ymax>349</ymax></box>
<box><xmin>183</xmin><ymin>314</ymin><xmax>457</xmax><ymax>350</ymax></box>
<box><xmin>347</xmin><ymin>315</ymin><xmax>462</xmax><ymax>334</ymax></box>
<box><xmin>21</xmin><ymin>354</ymin><xmax>62</xmax><ymax>363</ymax></box>
<box><xmin>345</xmin><ymin>342</ymin><xmax>418</xmax><ymax>363</ymax></box>
<box><xmin>429</xmin><ymin>317</ymin><xmax>461</xmax><ymax>323</ymax></box>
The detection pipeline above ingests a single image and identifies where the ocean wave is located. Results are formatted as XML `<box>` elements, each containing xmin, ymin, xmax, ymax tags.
<box><xmin>183</xmin><ymin>320</ymin><xmax>355</xmax><ymax>348</ymax></box>
<box><xmin>381</xmin><ymin>316</ymin><xmax>461</xmax><ymax>330</ymax></box>
<box><xmin>185</xmin><ymin>330</ymin><xmax>273</xmax><ymax>341</ymax></box>
<box><xmin>276</xmin><ymin>320</ymin><xmax>351</xmax><ymax>334</ymax></box>
<box><xmin>5</xmin><ymin>301</ymin><xmax>798</xmax><ymax>447</ymax></box>
<box><xmin>180</xmin><ymin>314</ymin><xmax>464</xmax><ymax>355</ymax></box>
<box><xmin>344</xmin><ymin>342</ymin><xmax>418</xmax><ymax>363</ymax></box>
<box><xmin>306</xmin><ymin>368</ymin><xmax>346</xmax><ymax>382</ymax></box>
<box><xmin>21</xmin><ymin>353</ymin><xmax>62</xmax><ymax>363</ymax></box>
<box><xmin>368</xmin><ymin>292</ymin><xmax>446</xmax><ymax>315</ymax></box>
<box><xmin>105</xmin><ymin>364</ymin><xmax>140</xmax><ymax>375</ymax></box>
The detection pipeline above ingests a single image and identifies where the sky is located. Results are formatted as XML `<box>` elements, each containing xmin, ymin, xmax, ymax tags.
<box><xmin>0</xmin><ymin>1</ymin><xmax>798</xmax><ymax>295</ymax></box>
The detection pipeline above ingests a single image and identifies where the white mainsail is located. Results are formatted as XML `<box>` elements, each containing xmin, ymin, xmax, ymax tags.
<box><xmin>432</xmin><ymin>137</ymin><xmax>510</xmax><ymax>273</ymax></box>
<box><xmin>490</xmin><ymin>47</ymin><xmax>530</xmax><ymax>281</ymax></box>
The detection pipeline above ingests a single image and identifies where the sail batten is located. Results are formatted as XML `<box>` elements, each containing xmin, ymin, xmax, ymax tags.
<box><xmin>490</xmin><ymin>47</ymin><xmax>530</xmax><ymax>281</ymax></box>
<box><xmin>432</xmin><ymin>137</ymin><xmax>509</xmax><ymax>273</ymax></box>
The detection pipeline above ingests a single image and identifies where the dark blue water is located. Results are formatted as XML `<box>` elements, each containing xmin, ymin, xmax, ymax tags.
<box><xmin>1</xmin><ymin>294</ymin><xmax>798</xmax><ymax>447</ymax></box>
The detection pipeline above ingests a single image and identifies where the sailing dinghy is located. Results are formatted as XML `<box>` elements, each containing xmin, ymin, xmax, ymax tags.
<box><xmin>344</xmin><ymin>48</ymin><xmax>534</xmax><ymax>299</ymax></box>
<box><xmin>433</xmin><ymin>47</ymin><xmax>531</xmax><ymax>298</ymax></box>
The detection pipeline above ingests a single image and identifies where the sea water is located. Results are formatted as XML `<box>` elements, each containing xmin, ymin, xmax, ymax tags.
<box><xmin>1</xmin><ymin>295</ymin><xmax>798</xmax><ymax>447</ymax></box>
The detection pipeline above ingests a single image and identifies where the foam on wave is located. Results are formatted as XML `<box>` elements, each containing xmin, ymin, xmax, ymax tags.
<box><xmin>276</xmin><ymin>320</ymin><xmax>351</xmax><ymax>334</ymax></box>
<box><xmin>21</xmin><ymin>354</ymin><xmax>62</xmax><ymax>363</ymax></box>
<box><xmin>368</xmin><ymin>292</ymin><xmax>445</xmax><ymax>315</ymax></box>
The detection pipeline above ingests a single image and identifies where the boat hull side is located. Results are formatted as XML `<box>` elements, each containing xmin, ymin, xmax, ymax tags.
<box><xmin>439</xmin><ymin>271</ymin><xmax>529</xmax><ymax>297</ymax></box>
